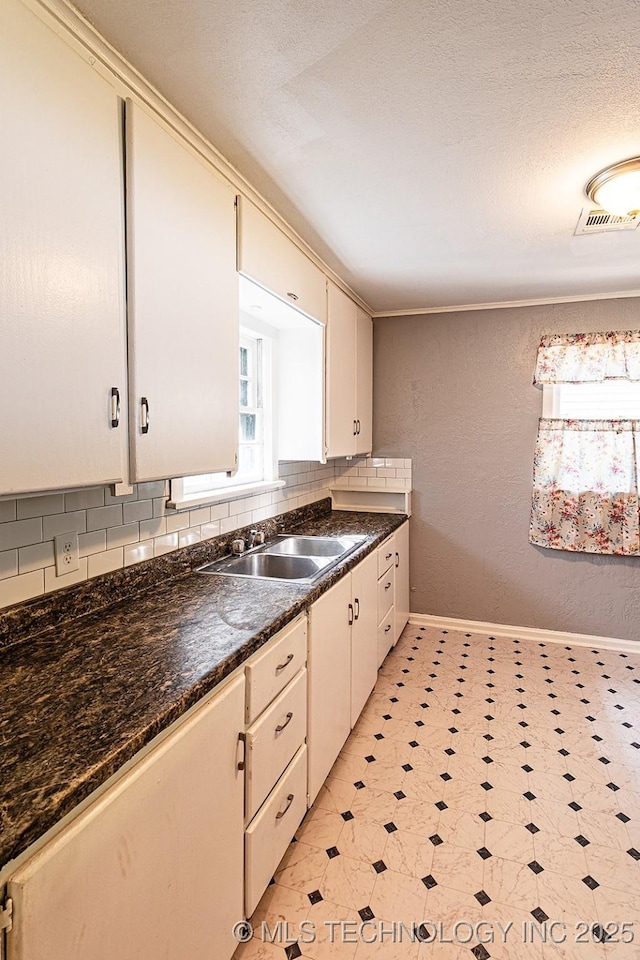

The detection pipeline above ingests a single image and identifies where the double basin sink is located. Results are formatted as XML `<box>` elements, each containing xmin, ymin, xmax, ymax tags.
<box><xmin>198</xmin><ymin>534</ymin><xmax>367</xmax><ymax>584</ymax></box>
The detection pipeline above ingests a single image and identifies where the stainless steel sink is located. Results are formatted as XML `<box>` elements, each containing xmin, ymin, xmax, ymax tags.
<box><xmin>210</xmin><ymin>552</ymin><xmax>331</xmax><ymax>582</ymax></box>
<box><xmin>263</xmin><ymin>535</ymin><xmax>362</xmax><ymax>558</ymax></box>
<box><xmin>197</xmin><ymin>534</ymin><xmax>366</xmax><ymax>583</ymax></box>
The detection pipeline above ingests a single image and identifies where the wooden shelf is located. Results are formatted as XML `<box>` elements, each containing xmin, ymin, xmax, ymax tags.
<box><xmin>329</xmin><ymin>485</ymin><xmax>411</xmax><ymax>515</ymax></box>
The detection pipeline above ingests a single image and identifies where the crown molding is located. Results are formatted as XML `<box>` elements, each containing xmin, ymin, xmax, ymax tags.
<box><xmin>373</xmin><ymin>288</ymin><xmax>640</xmax><ymax>318</ymax></box>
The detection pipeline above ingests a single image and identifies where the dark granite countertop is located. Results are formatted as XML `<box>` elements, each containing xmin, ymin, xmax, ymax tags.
<box><xmin>0</xmin><ymin>507</ymin><xmax>405</xmax><ymax>871</ymax></box>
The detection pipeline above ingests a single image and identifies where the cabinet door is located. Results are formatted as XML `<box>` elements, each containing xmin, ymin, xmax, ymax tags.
<box><xmin>7</xmin><ymin>674</ymin><xmax>245</xmax><ymax>960</ymax></box>
<box><xmin>355</xmin><ymin>308</ymin><xmax>373</xmax><ymax>456</ymax></box>
<box><xmin>126</xmin><ymin>100</ymin><xmax>238</xmax><ymax>482</ymax></box>
<box><xmin>394</xmin><ymin>521</ymin><xmax>410</xmax><ymax>643</ymax></box>
<box><xmin>307</xmin><ymin>575</ymin><xmax>352</xmax><ymax>803</ymax></box>
<box><xmin>350</xmin><ymin>551</ymin><xmax>379</xmax><ymax>726</ymax></box>
<box><xmin>237</xmin><ymin>196</ymin><xmax>327</xmax><ymax>323</ymax></box>
<box><xmin>0</xmin><ymin>0</ymin><xmax>127</xmax><ymax>494</ymax></box>
<box><xmin>326</xmin><ymin>282</ymin><xmax>357</xmax><ymax>458</ymax></box>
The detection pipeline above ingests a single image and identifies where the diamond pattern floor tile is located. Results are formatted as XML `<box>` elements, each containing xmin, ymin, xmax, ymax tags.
<box><xmin>236</xmin><ymin>627</ymin><xmax>640</xmax><ymax>959</ymax></box>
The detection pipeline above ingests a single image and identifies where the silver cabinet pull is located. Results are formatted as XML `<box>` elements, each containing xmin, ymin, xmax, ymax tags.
<box><xmin>110</xmin><ymin>387</ymin><xmax>120</xmax><ymax>428</ymax></box>
<box><xmin>354</xmin><ymin>598</ymin><xmax>360</xmax><ymax>621</ymax></box>
<box><xmin>140</xmin><ymin>397</ymin><xmax>150</xmax><ymax>434</ymax></box>
<box><xmin>276</xmin><ymin>793</ymin><xmax>295</xmax><ymax>819</ymax></box>
<box><xmin>385</xmin><ymin>624</ymin><xmax>391</xmax><ymax>633</ymax></box>
<box><xmin>275</xmin><ymin>653</ymin><xmax>294</xmax><ymax>674</ymax></box>
<box><xmin>236</xmin><ymin>732</ymin><xmax>246</xmax><ymax>771</ymax></box>
<box><xmin>275</xmin><ymin>711</ymin><xmax>293</xmax><ymax>734</ymax></box>
<box><xmin>356</xmin><ymin>419</ymin><xmax>361</xmax><ymax>434</ymax></box>
<box><xmin>286</xmin><ymin>292</ymin><xmax>299</xmax><ymax>301</ymax></box>
<box><xmin>348</xmin><ymin>602</ymin><xmax>354</xmax><ymax>626</ymax></box>
<box><xmin>385</xmin><ymin>581</ymin><xmax>391</xmax><ymax>591</ymax></box>
<box><xmin>395</xmin><ymin>551</ymin><xmax>400</xmax><ymax>568</ymax></box>
<box><xmin>353</xmin><ymin>420</ymin><xmax>357</xmax><ymax>436</ymax></box>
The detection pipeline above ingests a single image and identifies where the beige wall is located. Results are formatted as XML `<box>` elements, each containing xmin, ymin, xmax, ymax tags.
<box><xmin>374</xmin><ymin>298</ymin><xmax>640</xmax><ymax>642</ymax></box>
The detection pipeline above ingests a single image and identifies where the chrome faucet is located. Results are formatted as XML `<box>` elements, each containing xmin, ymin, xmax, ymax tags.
<box><xmin>231</xmin><ymin>529</ymin><xmax>265</xmax><ymax>555</ymax></box>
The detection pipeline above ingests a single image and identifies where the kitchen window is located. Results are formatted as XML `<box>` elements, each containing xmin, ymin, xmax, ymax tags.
<box><xmin>530</xmin><ymin>330</ymin><xmax>640</xmax><ymax>556</ymax></box>
<box><xmin>170</xmin><ymin>330</ymin><xmax>282</xmax><ymax>507</ymax></box>
<box><xmin>542</xmin><ymin>380</ymin><xmax>640</xmax><ymax>419</ymax></box>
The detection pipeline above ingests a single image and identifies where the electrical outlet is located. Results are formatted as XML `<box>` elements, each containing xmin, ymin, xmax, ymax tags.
<box><xmin>54</xmin><ymin>532</ymin><xmax>79</xmax><ymax>576</ymax></box>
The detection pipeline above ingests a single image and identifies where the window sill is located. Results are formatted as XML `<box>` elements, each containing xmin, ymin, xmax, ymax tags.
<box><xmin>168</xmin><ymin>479</ymin><xmax>286</xmax><ymax>511</ymax></box>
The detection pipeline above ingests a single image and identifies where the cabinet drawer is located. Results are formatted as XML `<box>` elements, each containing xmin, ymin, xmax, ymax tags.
<box><xmin>245</xmin><ymin>745</ymin><xmax>307</xmax><ymax>916</ymax></box>
<box><xmin>377</xmin><ymin>608</ymin><xmax>395</xmax><ymax>668</ymax></box>
<box><xmin>377</xmin><ymin>566</ymin><xmax>394</xmax><ymax>622</ymax></box>
<box><xmin>245</xmin><ymin>615</ymin><xmax>307</xmax><ymax>725</ymax></box>
<box><xmin>246</xmin><ymin>668</ymin><xmax>307</xmax><ymax>821</ymax></box>
<box><xmin>378</xmin><ymin>538</ymin><xmax>395</xmax><ymax>577</ymax></box>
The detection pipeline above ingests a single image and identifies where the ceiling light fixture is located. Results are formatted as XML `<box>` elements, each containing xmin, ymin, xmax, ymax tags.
<box><xmin>585</xmin><ymin>157</ymin><xmax>640</xmax><ymax>217</ymax></box>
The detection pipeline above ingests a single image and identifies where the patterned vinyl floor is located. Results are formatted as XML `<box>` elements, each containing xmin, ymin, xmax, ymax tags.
<box><xmin>234</xmin><ymin>625</ymin><xmax>640</xmax><ymax>959</ymax></box>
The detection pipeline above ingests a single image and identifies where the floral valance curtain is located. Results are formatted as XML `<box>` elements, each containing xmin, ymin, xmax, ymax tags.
<box><xmin>530</xmin><ymin>330</ymin><xmax>640</xmax><ymax>557</ymax></box>
<box><xmin>533</xmin><ymin>330</ymin><xmax>640</xmax><ymax>386</ymax></box>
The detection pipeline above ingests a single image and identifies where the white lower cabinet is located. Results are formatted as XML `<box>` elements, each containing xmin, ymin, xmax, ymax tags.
<box><xmin>350</xmin><ymin>551</ymin><xmax>379</xmax><ymax>727</ymax></box>
<box><xmin>394</xmin><ymin>521</ymin><xmax>411</xmax><ymax>642</ymax></box>
<box><xmin>377</xmin><ymin>537</ymin><xmax>396</xmax><ymax>667</ymax></box>
<box><xmin>6</xmin><ymin>674</ymin><xmax>245</xmax><ymax>960</ymax></box>
<box><xmin>244</xmin><ymin>745</ymin><xmax>307</xmax><ymax>916</ymax></box>
<box><xmin>307</xmin><ymin>553</ymin><xmax>378</xmax><ymax>804</ymax></box>
<box><xmin>241</xmin><ymin>614</ymin><xmax>309</xmax><ymax>917</ymax></box>
<box><xmin>245</xmin><ymin>668</ymin><xmax>307</xmax><ymax>822</ymax></box>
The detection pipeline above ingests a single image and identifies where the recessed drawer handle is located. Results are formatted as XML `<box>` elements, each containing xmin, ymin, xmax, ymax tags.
<box><xmin>384</xmin><ymin>582</ymin><xmax>391</xmax><ymax>590</ymax></box>
<box><xmin>275</xmin><ymin>653</ymin><xmax>294</xmax><ymax>674</ymax></box>
<box><xmin>275</xmin><ymin>711</ymin><xmax>294</xmax><ymax>735</ymax></box>
<box><xmin>276</xmin><ymin>793</ymin><xmax>295</xmax><ymax>819</ymax></box>
<box><xmin>385</xmin><ymin>624</ymin><xmax>391</xmax><ymax>633</ymax></box>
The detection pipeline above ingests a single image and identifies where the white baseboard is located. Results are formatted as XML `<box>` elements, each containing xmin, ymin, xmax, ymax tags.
<box><xmin>408</xmin><ymin>613</ymin><xmax>640</xmax><ymax>655</ymax></box>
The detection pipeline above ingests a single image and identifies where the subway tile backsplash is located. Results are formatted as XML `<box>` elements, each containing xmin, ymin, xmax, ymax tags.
<box><xmin>0</xmin><ymin>457</ymin><xmax>411</xmax><ymax>611</ymax></box>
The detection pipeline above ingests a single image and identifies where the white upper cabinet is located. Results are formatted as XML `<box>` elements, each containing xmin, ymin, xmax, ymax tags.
<box><xmin>0</xmin><ymin>0</ymin><xmax>127</xmax><ymax>494</ymax></box>
<box><xmin>355</xmin><ymin>306</ymin><xmax>373</xmax><ymax>455</ymax></box>
<box><xmin>126</xmin><ymin>101</ymin><xmax>239</xmax><ymax>482</ymax></box>
<box><xmin>326</xmin><ymin>282</ymin><xmax>373</xmax><ymax>458</ymax></box>
<box><xmin>237</xmin><ymin>196</ymin><xmax>327</xmax><ymax>324</ymax></box>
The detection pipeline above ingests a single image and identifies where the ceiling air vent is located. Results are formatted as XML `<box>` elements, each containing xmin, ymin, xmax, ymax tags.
<box><xmin>574</xmin><ymin>207</ymin><xmax>640</xmax><ymax>235</ymax></box>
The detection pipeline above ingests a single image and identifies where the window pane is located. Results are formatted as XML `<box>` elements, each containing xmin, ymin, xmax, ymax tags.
<box><xmin>240</xmin><ymin>346</ymin><xmax>248</xmax><ymax>377</ymax></box>
<box><xmin>240</xmin><ymin>413</ymin><xmax>256</xmax><ymax>441</ymax></box>
<box><xmin>240</xmin><ymin>379</ymin><xmax>248</xmax><ymax>408</ymax></box>
<box><xmin>239</xmin><ymin>444</ymin><xmax>259</xmax><ymax>476</ymax></box>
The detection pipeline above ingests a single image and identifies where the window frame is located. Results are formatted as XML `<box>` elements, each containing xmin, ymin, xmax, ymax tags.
<box><xmin>169</xmin><ymin>328</ymin><xmax>284</xmax><ymax>510</ymax></box>
<box><xmin>542</xmin><ymin>381</ymin><xmax>640</xmax><ymax>419</ymax></box>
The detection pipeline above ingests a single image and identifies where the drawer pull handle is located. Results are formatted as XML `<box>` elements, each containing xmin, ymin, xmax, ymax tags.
<box><xmin>385</xmin><ymin>581</ymin><xmax>391</xmax><ymax>590</ymax></box>
<box><xmin>286</xmin><ymin>292</ymin><xmax>299</xmax><ymax>301</ymax></box>
<box><xmin>385</xmin><ymin>552</ymin><xmax>392</xmax><ymax>561</ymax></box>
<box><xmin>385</xmin><ymin>624</ymin><xmax>391</xmax><ymax>633</ymax></box>
<box><xmin>275</xmin><ymin>653</ymin><xmax>294</xmax><ymax>674</ymax></box>
<box><xmin>395</xmin><ymin>551</ymin><xmax>400</xmax><ymax>568</ymax></box>
<box><xmin>275</xmin><ymin>711</ymin><xmax>294</xmax><ymax>734</ymax></box>
<box><xmin>236</xmin><ymin>732</ymin><xmax>246</xmax><ymax>771</ymax></box>
<box><xmin>276</xmin><ymin>793</ymin><xmax>295</xmax><ymax>820</ymax></box>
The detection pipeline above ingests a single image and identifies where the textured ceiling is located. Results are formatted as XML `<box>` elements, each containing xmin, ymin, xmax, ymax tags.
<box><xmin>72</xmin><ymin>0</ymin><xmax>640</xmax><ymax>312</ymax></box>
